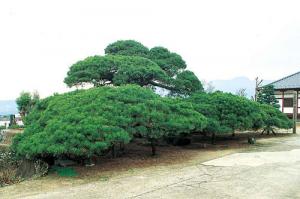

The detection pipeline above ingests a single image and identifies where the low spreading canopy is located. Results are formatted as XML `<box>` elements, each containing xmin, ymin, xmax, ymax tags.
<box><xmin>12</xmin><ymin>85</ymin><xmax>207</xmax><ymax>159</ymax></box>
<box><xmin>64</xmin><ymin>55</ymin><xmax>169</xmax><ymax>87</ymax></box>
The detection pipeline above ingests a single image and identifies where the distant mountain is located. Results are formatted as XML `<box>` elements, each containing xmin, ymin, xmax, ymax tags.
<box><xmin>211</xmin><ymin>77</ymin><xmax>273</xmax><ymax>98</ymax></box>
<box><xmin>0</xmin><ymin>100</ymin><xmax>18</xmax><ymax>115</ymax></box>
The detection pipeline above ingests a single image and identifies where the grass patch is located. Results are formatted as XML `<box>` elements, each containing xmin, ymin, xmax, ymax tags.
<box><xmin>50</xmin><ymin>166</ymin><xmax>78</xmax><ymax>177</ymax></box>
<box><xmin>99</xmin><ymin>176</ymin><xmax>109</xmax><ymax>181</ymax></box>
<box><xmin>127</xmin><ymin>168</ymin><xmax>135</xmax><ymax>174</ymax></box>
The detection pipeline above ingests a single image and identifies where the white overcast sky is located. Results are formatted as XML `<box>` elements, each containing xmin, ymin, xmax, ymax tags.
<box><xmin>1</xmin><ymin>0</ymin><xmax>300</xmax><ymax>100</ymax></box>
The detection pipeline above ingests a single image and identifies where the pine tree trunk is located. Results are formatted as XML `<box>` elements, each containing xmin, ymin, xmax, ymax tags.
<box><xmin>151</xmin><ymin>141</ymin><xmax>156</xmax><ymax>156</ymax></box>
<box><xmin>111</xmin><ymin>144</ymin><xmax>117</xmax><ymax>158</ymax></box>
<box><xmin>211</xmin><ymin>133</ymin><xmax>216</xmax><ymax>145</ymax></box>
<box><xmin>119</xmin><ymin>142</ymin><xmax>125</xmax><ymax>154</ymax></box>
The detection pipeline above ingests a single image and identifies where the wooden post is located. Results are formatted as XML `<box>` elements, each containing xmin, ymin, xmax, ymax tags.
<box><xmin>282</xmin><ymin>91</ymin><xmax>285</xmax><ymax>113</ymax></box>
<box><xmin>293</xmin><ymin>91</ymin><xmax>297</xmax><ymax>134</ymax></box>
<box><xmin>297</xmin><ymin>91</ymin><xmax>299</xmax><ymax>120</ymax></box>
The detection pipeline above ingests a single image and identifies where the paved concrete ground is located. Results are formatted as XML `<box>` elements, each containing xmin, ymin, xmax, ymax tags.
<box><xmin>14</xmin><ymin>135</ymin><xmax>300</xmax><ymax>199</ymax></box>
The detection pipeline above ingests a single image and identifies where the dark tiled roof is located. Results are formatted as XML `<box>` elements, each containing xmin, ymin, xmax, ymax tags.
<box><xmin>267</xmin><ymin>71</ymin><xmax>300</xmax><ymax>90</ymax></box>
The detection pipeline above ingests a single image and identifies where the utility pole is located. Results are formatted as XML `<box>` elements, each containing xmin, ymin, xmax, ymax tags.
<box><xmin>254</xmin><ymin>77</ymin><xmax>263</xmax><ymax>101</ymax></box>
<box><xmin>293</xmin><ymin>91</ymin><xmax>297</xmax><ymax>134</ymax></box>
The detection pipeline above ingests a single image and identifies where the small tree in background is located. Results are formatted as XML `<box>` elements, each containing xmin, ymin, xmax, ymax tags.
<box><xmin>256</xmin><ymin>85</ymin><xmax>291</xmax><ymax>135</ymax></box>
<box><xmin>16</xmin><ymin>91</ymin><xmax>40</xmax><ymax>120</ymax></box>
<box><xmin>202</xmin><ymin>80</ymin><xmax>215</xmax><ymax>93</ymax></box>
<box><xmin>257</xmin><ymin>85</ymin><xmax>279</xmax><ymax>108</ymax></box>
<box><xmin>236</xmin><ymin>88</ymin><xmax>247</xmax><ymax>98</ymax></box>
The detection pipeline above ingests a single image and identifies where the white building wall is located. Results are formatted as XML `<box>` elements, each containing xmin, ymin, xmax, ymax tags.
<box><xmin>0</xmin><ymin>121</ymin><xmax>10</xmax><ymax>128</ymax></box>
<box><xmin>285</xmin><ymin>107</ymin><xmax>294</xmax><ymax>114</ymax></box>
<box><xmin>278</xmin><ymin>98</ymin><xmax>283</xmax><ymax>110</ymax></box>
<box><xmin>275</xmin><ymin>91</ymin><xmax>295</xmax><ymax>114</ymax></box>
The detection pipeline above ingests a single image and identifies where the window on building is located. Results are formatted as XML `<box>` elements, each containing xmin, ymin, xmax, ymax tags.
<box><xmin>283</xmin><ymin>98</ymin><xmax>293</xmax><ymax>107</ymax></box>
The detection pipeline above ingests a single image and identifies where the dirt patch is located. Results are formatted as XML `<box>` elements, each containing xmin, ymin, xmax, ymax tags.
<box><xmin>69</xmin><ymin>132</ymin><xmax>267</xmax><ymax>180</ymax></box>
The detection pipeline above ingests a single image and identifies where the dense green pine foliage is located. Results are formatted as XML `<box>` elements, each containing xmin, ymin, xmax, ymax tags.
<box><xmin>170</xmin><ymin>70</ymin><xmax>204</xmax><ymax>96</ymax></box>
<box><xmin>189</xmin><ymin>92</ymin><xmax>261</xmax><ymax>134</ymax></box>
<box><xmin>12</xmin><ymin>85</ymin><xmax>207</xmax><ymax>158</ymax></box>
<box><xmin>188</xmin><ymin>92</ymin><xmax>292</xmax><ymax>141</ymax></box>
<box><xmin>65</xmin><ymin>40</ymin><xmax>203</xmax><ymax>96</ymax></box>
<box><xmin>128</xmin><ymin>97</ymin><xmax>207</xmax><ymax>154</ymax></box>
<box><xmin>104</xmin><ymin>41</ymin><xmax>187</xmax><ymax>76</ymax></box>
<box><xmin>104</xmin><ymin>40</ymin><xmax>149</xmax><ymax>57</ymax></box>
<box><xmin>259</xmin><ymin>104</ymin><xmax>293</xmax><ymax>134</ymax></box>
<box><xmin>64</xmin><ymin>55</ymin><xmax>169</xmax><ymax>87</ymax></box>
<box><xmin>148</xmin><ymin>47</ymin><xmax>187</xmax><ymax>76</ymax></box>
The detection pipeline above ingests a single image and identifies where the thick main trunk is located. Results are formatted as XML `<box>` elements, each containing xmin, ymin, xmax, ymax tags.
<box><xmin>111</xmin><ymin>144</ymin><xmax>117</xmax><ymax>158</ymax></box>
<box><xmin>211</xmin><ymin>133</ymin><xmax>216</xmax><ymax>145</ymax></box>
<box><xmin>119</xmin><ymin>142</ymin><xmax>125</xmax><ymax>154</ymax></box>
<box><xmin>271</xmin><ymin>129</ymin><xmax>276</xmax><ymax>135</ymax></box>
<box><xmin>151</xmin><ymin>141</ymin><xmax>156</xmax><ymax>156</ymax></box>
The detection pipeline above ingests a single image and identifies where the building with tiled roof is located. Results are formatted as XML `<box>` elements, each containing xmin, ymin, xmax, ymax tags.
<box><xmin>268</xmin><ymin>71</ymin><xmax>300</xmax><ymax>90</ymax></box>
<box><xmin>267</xmin><ymin>71</ymin><xmax>300</xmax><ymax>119</ymax></box>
